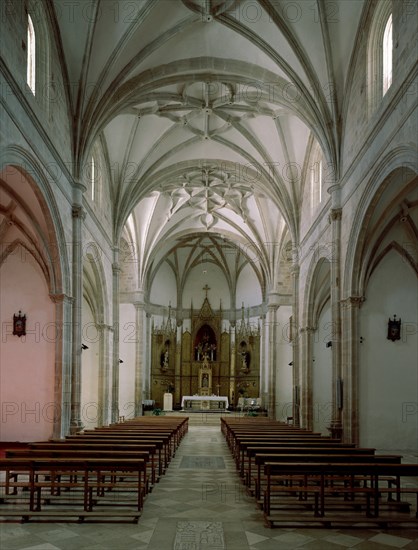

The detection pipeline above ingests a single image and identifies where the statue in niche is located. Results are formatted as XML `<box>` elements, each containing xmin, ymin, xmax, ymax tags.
<box><xmin>239</xmin><ymin>341</ymin><xmax>250</xmax><ymax>373</ymax></box>
<box><xmin>160</xmin><ymin>339</ymin><xmax>170</xmax><ymax>371</ymax></box>
<box><xmin>195</xmin><ymin>325</ymin><xmax>217</xmax><ymax>361</ymax></box>
<box><xmin>202</xmin><ymin>373</ymin><xmax>209</xmax><ymax>387</ymax></box>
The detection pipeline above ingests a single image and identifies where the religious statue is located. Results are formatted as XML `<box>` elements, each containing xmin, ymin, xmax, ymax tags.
<box><xmin>160</xmin><ymin>348</ymin><xmax>169</xmax><ymax>371</ymax></box>
<box><xmin>202</xmin><ymin>373</ymin><xmax>209</xmax><ymax>387</ymax></box>
<box><xmin>195</xmin><ymin>329</ymin><xmax>216</xmax><ymax>361</ymax></box>
<box><xmin>240</xmin><ymin>345</ymin><xmax>250</xmax><ymax>373</ymax></box>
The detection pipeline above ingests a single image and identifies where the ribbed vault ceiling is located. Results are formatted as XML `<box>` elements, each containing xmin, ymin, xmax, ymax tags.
<box><xmin>54</xmin><ymin>0</ymin><xmax>365</xmax><ymax>295</ymax></box>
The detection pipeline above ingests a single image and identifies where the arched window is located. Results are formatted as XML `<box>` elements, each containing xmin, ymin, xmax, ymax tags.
<box><xmin>382</xmin><ymin>14</ymin><xmax>392</xmax><ymax>96</ymax></box>
<box><xmin>310</xmin><ymin>142</ymin><xmax>323</xmax><ymax>212</ymax></box>
<box><xmin>91</xmin><ymin>156</ymin><xmax>95</xmax><ymax>201</ymax></box>
<box><xmin>25</xmin><ymin>4</ymin><xmax>51</xmax><ymax>113</ymax></box>
<box><xmin>367</xmin><ymin>1</ymin><xmax>393</xmax><ymax>115</ymax></box>
<box><xmin>27</xmin><ymin>14</ymin><xmax>36</xmax><ymax>94</ymax></box>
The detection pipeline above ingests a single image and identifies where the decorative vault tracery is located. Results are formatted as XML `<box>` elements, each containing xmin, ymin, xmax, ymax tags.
<box><xmin>162</xmin><ymin>165</ymin><xmax>254</xmax><ymax>229</ymax></box>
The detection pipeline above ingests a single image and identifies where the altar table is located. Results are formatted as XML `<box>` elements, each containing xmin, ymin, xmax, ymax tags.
<box><xmin>181</xmin><ymin>395</ymin><xmax>229</xmax><ymax>410</ymax></box>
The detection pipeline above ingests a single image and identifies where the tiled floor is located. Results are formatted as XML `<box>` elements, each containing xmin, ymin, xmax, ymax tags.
<box><xmin>0</xmin><ymin>422</ymin><xmax>417</xmax><ymax>549</ymax></box>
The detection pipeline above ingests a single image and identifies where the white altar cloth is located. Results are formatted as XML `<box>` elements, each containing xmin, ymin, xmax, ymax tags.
<box><xmin>181</xmin><ymin>395</ymin><xmax>229</xmax><ymax>409</ymax></box>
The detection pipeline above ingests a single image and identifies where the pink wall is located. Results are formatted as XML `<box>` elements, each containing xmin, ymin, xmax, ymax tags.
<box><xmin>0</xmin><ymin>249</ymin><xmax>56</xmax><ymax>441</ymax></box>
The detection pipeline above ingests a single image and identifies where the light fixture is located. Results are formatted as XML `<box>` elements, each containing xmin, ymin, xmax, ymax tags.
<box><xmin>288</xmin><ymin>361</ymin><xmax>293</xmax><ymax>366</ymax></box>
<box><xmin>119</xmin><ymin>359</ymin><xmax>124</xmax><ymax>364</ymax></box>
<box><xmin>13</xmin><ymin>310</ymin><xmax>26</xmax><ymax>337</ymax></box>
<box><xmin>81</xmin><ymin>343</ymin><xmax>89</xmax><ymax>350</ymax></box>
<box><xmin>326</xmin><ymin>341</ymin><xmax>332</xmax><ymax>348</ymax></box>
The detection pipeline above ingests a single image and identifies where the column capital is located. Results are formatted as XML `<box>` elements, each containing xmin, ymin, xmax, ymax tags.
<box><xmin>340</xmin><ymin>295</ymin><xmax>366</xmax><ymax>309</ymax></box>
<box><xmin>133</xmin><ymin>289</ymin><xmax>146</xmax><ymax>305</ymax></box>
<box><xmin>112</xmin><ymin>262</ymin><xmax>122</xmax><ymax>274</ymax></box>
<box><xmin>300</xmin><ymin>325</ymin><xmax>316</xmax><ymax>334</ymax></box>
<box><xmin>49</xmin><ymin>293</ymin><xmax>73</xmax><ymax>305</ymax></box>
<box><xmin>72</xmin><ymin>205</ymin><xmax>86</xmax><ymax>220</ymax></box>
<box><xmin>328</xmin><ymin>208</ymin><xmax>342</xmax><ymax>223</ymax></box>
<box><xmin>96</xmin><ymin>323</ymin><xmax>113</xmax><ymax>332</ymax></box>
<box><xmin>267</xmin><ymin>291</ymin><xmax>280</xmax><ymax>308</ymax></box>
<box><xmin>290</xmin><ymin>263</ymin><xmax>300</xmax><ymax>276</ymax></box>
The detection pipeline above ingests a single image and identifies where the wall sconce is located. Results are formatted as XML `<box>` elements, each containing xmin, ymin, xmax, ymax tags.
<box><xmin>81</xmin><ymin>343</ymin><xmax>89</xmax><ymax>350</ymax></box>
<box><xmin>119</xmin><ymin>359</ymin><xmax>124</xmax><ymax>364</ymax></box>
<box><xmin>13</xmin><ymin>310</ymin><xmax>26</xmax><ymax>337</ymax></box>
<box><xmin>288</xmin><ymin>361</ymin><xmax>293</xmax><ymax>366</ymax></box>
<box><xmin>387</xmin><ymin>315</ymin><xmax>401</xmax><ymax>341</ymax></box>
<box><xmin>326</xmin><ymin>341</ymin><xmax>332</xmax><ymax>348</ymax></box>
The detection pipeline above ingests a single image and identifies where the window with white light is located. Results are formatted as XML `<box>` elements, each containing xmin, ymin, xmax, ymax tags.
<box><xmin>27</xmin><ymin>14</ymin><xmax>36</xmax><ymax>94</ymax></box>
<box><xmin>91</xmin><ymin>157</ymin><xmax>95</xmax><ymax>201</ymax></box>
<box><xmin>367</xmin><ymin>2</ymin><xmax>393</xmax><ymax>115</ymax></box>
<box><xmin>382</xmin><ymin>14</ymin><xmax>392</xmax><ymax>96</ymax></box>
<box><xmin>310</xmin><ymin>144</ymin><xmax>323</xmax><ymax>212</ymax></box>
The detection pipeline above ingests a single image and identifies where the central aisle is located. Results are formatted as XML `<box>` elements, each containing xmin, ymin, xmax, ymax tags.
<box><xmin>141</xmin><ymin>424</ymin><xmax>259</xmax><ymax>549</ymax></box>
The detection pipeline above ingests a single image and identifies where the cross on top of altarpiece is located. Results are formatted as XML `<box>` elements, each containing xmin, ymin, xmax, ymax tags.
<box><xmin>202</xmin><ymin>284</ymin><xmax>210</xmax><ymax>298</ymax></box>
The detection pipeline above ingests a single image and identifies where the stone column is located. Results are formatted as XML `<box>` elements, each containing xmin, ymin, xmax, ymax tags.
<box><xmin>175</xmin><ymin>321</ymin><xmax>182</xmax><ymax>408</ymax></box>
<box><xmin>341</xmin><ymin>295</ymin><xmax>365</xmax><ymax>444</ymax></box>
<box><xmin>259</xmin><ymin>314</ymin><xmax>267</xmax><ymax>409</ymax></box>
<box><xmin>97</xmin><ymin>323</ymin><xmax>112</xmax><ymax>426</ymax></box>
<box><xmin>111</xmin><ymin>253</ymin><xmax>121</xmax><ymax>423</ymax></box>
<box><xmin>144</xmin><ymin>312</ymin><xmax>152</xmax><ymax>399</ymax></box>
<box><xmin>229</xmin><ymin>325</ymin><xmax>236</xmax><ymax>406</ymax></box>
<box><xmin>290</xmin><ymin>258</ymin><xmax>300</xmax><ymax>426</ymax></box>
<box><xmin>50</xmin><ymin>293</ymin><xmax>73</xmax><ymax>437</ymax></box>
<box><xmin>134</xmin><ymin>293</ymin><xmax>146</xmax><ymax>417</ymax></box>
<box><xmin>299</xmin><ymin>326</ymin><xmax>315</xmax><ymax>429</ymax></box>
<box><xmin>267</xmin><ymin>292</ymin><xmax>280</xmax><ymax>419</ymax></box>
<box><xmin>328</xmin><ymin>185</ymin><xmax>343</xmax><ymax>438</ymax></box>
<box><xmin>70</xmin><ymin>187</ymin><xmax>86</xmax><ymax>434</ymax></box>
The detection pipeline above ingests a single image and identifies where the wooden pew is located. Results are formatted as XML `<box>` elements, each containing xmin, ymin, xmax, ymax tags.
<box><xmin>0</xmin><ymin>417</ymin><xmax>189</xmax><ymax>523</ymax></box>
<box><xmin>79</xmin><ymin>429</ymin><xmax>175</xmax><ymax>456</ymax></box>
<box><xmin>243</xmin><ymin>446</ymin><xmax>374</xmax><ymax>492</ymax></box>
<box><xmin>29</xmin><ymin>442</ymin><xmax>159</xmax><ymax>484</ymax></box>
<box><xmin>253</xmin><ymin>453</ymin><xmax>402</xmax><ymax>502</ymax></box>
<box><xmin>231</xmin><ymin>436</ymin><xmax>340</xmax><ymax>468</ymax></box>
<box><xmin>0</xmin><ymin>457</ymin><xmax>147</xmax><ymax>522</ymax></box>
<box><xmin>5</xmin><ymin>449</ymin><xmax>154</xmax><ymax>496</ymax></box>
<box><xmin>263</xmin><ymin>461</ymin><xmax>418</xmax><ymax>527</ymax></box>
<box><xmin>236</xmin><ymin>440</ymin><xmax>355</xmax><ymax>479</ymax></box>
<box><xmin>66</xmin><ymin>435</ymin><xmax>169</xmax><ymax>474</ymax></box>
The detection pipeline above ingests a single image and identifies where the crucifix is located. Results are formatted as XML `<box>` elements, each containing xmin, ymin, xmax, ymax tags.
<box><xmin>203</xmin><ymin>284</ymin><xmax>210</xmax><ymax>298</ymax></box>
<box><xmin>216</xmin><ymin>383</ymin><xmax>220</xmax><ymax>397</ymax></box>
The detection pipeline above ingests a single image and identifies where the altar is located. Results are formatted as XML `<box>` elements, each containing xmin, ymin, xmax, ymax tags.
<box><xmin>181</xmin><ymin>395</ymin><xmax>229</xmax><ymax>411</ymax></box>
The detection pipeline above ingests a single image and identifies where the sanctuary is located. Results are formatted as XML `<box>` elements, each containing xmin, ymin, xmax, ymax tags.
<box><xmin>150</xmin><ymin>291</ymin><xmax>260</xmax><ymax>410</ymax></box>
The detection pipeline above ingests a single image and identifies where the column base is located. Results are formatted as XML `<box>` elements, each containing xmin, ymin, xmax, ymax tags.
<box><xmin>327</xmin><ymin>420</ymin><xmax>343</xmax><ymax>439</ymax></box>
<box><xmin>69</xmin><ymin>420</ymin><xmax>84</xmax><ymax>435</ymax></box>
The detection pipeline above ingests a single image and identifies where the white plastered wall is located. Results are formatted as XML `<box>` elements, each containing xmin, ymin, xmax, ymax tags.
<box><xmin>359</xmin><ymin>251</ymin><xmax>418</xmax><ymax>450</ymax></box>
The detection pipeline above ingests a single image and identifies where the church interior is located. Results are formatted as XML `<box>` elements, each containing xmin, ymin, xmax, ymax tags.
<box><xmin>0</xmin><ymin>0</ymin><xmax>417</xmax><ymax>547</ymax></box>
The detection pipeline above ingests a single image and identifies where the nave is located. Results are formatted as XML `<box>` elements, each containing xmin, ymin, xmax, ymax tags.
<box><xmin>1</xmin><ymin>416</ymin><xmax>417</xmax><ymax>550</ymax></box>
